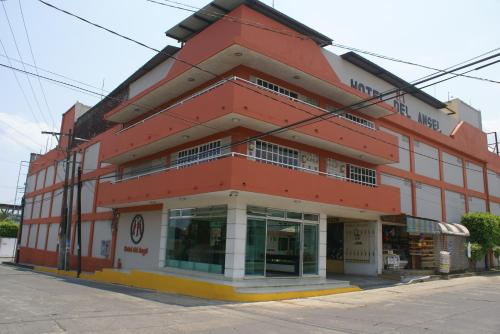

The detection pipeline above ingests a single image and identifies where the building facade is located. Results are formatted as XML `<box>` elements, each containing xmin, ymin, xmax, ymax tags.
<box><xmin>18</xmin><ymin>0</ymin><xmax>500</xmax><ymax>282</ymax></box>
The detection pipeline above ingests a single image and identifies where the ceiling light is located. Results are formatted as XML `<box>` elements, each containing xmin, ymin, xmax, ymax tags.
<box><xmin>234</xmin><ymin>52</ymin><xmax>243</xmax><ymax>57</ymax></box>
<box><xmin>187</xmin><ymin>77</ymin><xmax>195</xmax><ymax>82</ymax></box>
<box><xmin>182</xmin><ymin>135</ymin><xmax>190</xmax><ymax>139</ymax></box>
<box><xmin>293</xmin><ymin>75</ymin><xmax>301</xmax><ymax>80</ymax></box>
<box><xmin>232</xmin><ymin>117</ymin><xmax>240</xmax><ymax>122</ymax></box>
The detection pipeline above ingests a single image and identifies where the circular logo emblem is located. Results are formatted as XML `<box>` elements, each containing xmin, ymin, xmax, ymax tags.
<box><xmin>130</xmin><ymin>214</ymin><xmax>145</xmax><ymax>245</ymax></box>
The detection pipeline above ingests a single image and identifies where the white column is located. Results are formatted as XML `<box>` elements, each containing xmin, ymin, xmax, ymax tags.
<box><xmin>224</xmin><ymin>196</ymin><xmax>247</xmax><ymax>280</ymax></box>
<box><xmin>319</xmin><ymin>213</ymin><xmax>327</xmax><ymax>278</ymax></box>
<box><xmin>158</xmin><ymin>205</ymin><xmax>169</xmax><ymax>268</ymax></box>
<box><xmin>375</xmin><ymin>220</ymin><xmax>383</xmax><ymax>274</ymax></box>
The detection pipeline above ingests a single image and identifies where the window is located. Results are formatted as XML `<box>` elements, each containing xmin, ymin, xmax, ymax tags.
<box><xmin>340</xmin><ymin>112</ymin><xmax>375</xmax><ymax>129</ymax></box>
<box><xmin>348</xmin><ymin>164</ymin><xmax>377</xmax><ymax>186</ymax></box>
<box><xmin>255</xmin><ymin>78</ymin><xmax>298</xmax><ymax>99</ymax></box>
<box><xmin>166</xmin><ymin>206</ymin><xmax>227</xmax><ymax>274</ymax></box>
<box><xmin>246</xmin><ymin>206</ymin><xmax>319</xmax><ymax>277</ymax></box>
<box><xmin>252</xmin><ymin>77</ymin><xmax>319</xmax><ymax>106</ymax></box>
<box><xmin>252</xmin><ymin>140</ymin><xmax>299</xmax><ymax>169</ymax></box>
<box><xmin>177</xmin><ymin>140</ymin><xmax>221</xmax><ymax>165</ymax></box>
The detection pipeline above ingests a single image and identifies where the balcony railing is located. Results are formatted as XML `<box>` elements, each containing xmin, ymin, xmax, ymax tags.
<box><xmin>117</xmin><ymin>76</ymin><xmax>377</xmax><ymax>134</ymax></box>
<box><xmin>115</xmin><ymin>151</ymin><xmax>377</xmax><ymax>187</ymax></box>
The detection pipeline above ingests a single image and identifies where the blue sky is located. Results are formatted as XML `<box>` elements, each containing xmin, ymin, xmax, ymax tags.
<box><xmin>0</xmin><ymin>0</ymin><xmax>499</xmax><ymax>204</ymax></box>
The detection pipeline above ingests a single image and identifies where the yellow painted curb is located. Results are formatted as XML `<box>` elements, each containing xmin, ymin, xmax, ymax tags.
<box><xmin>33</xmin><ymin>266</ymin><xmax>362</xmax><ymax>302</ymax></box>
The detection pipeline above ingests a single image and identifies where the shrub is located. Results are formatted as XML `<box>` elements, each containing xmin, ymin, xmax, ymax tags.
<box><xmin>0</xmin><ymin>221</ymin><xmax>19</xmax><ymax>238</ymax></box>
<box><xmin>469</xmin><ymin>243</ymin><xmax>485</xmax><ymax>262</ymax></box>
<box><xmin>461</xmin><ymin>213</ymin><xmax>500</xmax><ymax>251</ymax></box>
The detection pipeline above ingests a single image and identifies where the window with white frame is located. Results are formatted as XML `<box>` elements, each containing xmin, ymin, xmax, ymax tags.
<box><xmin>348</xmin><ymin>164</ymin><xmax>377</xmax><ymax>186</ymax></box>
<box><xmin>326</xmin><ymin>158</ymin><xmax>376</xmax><ymax>186</ymax></box>
<box><xmin>172</xmin><ymin>139</ymin><xmax>226</xmax><ymax>167</ymax></box>
<box><xmin>254</xmin><ymin>77</ymin><xmax>299</xmax><ymax>99</ymax></box>
<box><xmin>340</xmin><ymin>112</ymin><xmax>375</xmax><ymax>129</ymax></box>
<box><xmin>251</xmin><ymin>140</ymin><xmax>299</xmax><ymax>169</ymax></box>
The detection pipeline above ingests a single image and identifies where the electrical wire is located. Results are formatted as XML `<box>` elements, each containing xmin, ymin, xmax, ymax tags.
<box><xmin>148</xmin><ymin>0</ymin><xmax>500</xmax><ymax>85</ymax></box>
<box><xmin>1</xmin><ymin>1</ymin><xmax>51</xmax><ymax>126</ymax></box>
<box><xmin>25</xmin><ymin>0</ymin><xmax>500</xmax><ymax>182</ymax></box>
<box><xmin>18</xmin><ymin>0</ymin><xmax>56</xmax><ymax>131</ymax></box>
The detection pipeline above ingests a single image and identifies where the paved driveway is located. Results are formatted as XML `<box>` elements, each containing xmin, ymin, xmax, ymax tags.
<box><xmin>0</xmin><ymin>264</ymin><xmax>499</xmax><ymax>333</ymax></box>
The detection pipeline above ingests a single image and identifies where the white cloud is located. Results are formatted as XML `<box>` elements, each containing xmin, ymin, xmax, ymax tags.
<box><xmin>0</xmin><ymin>113</ymin><xmax>57</xmax><ymax>204</ymax></box>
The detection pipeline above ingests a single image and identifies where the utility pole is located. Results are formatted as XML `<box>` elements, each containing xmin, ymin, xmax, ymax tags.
<box><xmin>65</xmin><ymin>151</ymin><xmax>77</xmax><ymax>270</ymax></box>
<box><xmin>76</xmin><ymin>166</ymin><xmax>82</xmax><ymax>277</ymax></box>
<box><xmin>15</xmin><ymin>196</ymin><xmax>25</xmax><ymax>264</ymax></box>
<box><xmin>41</xmin><ymin>130</ymin><xmax>88</xmax><ymax>270</ymax></box>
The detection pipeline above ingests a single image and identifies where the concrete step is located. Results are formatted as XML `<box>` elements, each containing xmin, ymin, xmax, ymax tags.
<box><xmin>236</xmin><ymin>280</ymin><xmax>352</xmax><ymax>294</ymax></box>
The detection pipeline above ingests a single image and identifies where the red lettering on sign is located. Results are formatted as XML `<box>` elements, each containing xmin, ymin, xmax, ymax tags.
<box><xmin>123</xmin><ymin>245</ymin><xmax>149</xmax><ymax>256</ymax></box>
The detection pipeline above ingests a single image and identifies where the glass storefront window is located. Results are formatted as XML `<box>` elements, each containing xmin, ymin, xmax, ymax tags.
<box><xmin>246</xmin><ymin>206</ymin><xmax>320</xmax><ymax>277</ymax></box>
<box><xmin>245</xmin><ymin>218</ymin><xmax>266</xmax><ymax>276</ymax></box>
<box><xmin>303</xmin><ymin>224</ymin><xmax>319</xmax><ymax>275</ymax></box>
<box><xmin>166</xmin><ymin>206</ymin><xmax>227</xmax><ymax>274</ymax></box>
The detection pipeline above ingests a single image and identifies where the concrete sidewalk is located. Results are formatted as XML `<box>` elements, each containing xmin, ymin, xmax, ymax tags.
<box><xmin>2</xmin><ymin>263</ymin><xmax>500</xmax><ymax>333</ymax></box>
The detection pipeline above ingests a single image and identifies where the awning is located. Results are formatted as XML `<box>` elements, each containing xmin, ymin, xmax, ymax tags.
<box><xmin>437</xmin><ymin>222</ymin><xmax>470</xmax><ymax>237</ymax></box>
<box><xmin>406</xmin><ymin>216</ymin><xmax>440</xmax><ymax>234</ymax></box>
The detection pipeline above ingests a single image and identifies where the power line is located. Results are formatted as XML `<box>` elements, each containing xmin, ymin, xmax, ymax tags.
<box><xmin>0</xmin><ymin>37</ymin><xmax>44</xmax><ymax>132</ymax></box>
<box><xmin>148</xmin><ymin>0</ymin><xmax>500</xmax><ymax>85</ymax></box>
<box><xmin>30</xmin><ymin>0</ymin><xmax>500</xmax><ymax>178</ymax></box>
<box><xmin>18</xmin><ymin>0</ymin><xmax>56</xmax><ymax>128</ymax></box>
<box><xmin>1</xmin><ymin>1</ymin><xmax>51</xmax><ymax>126</ymax></box>
<box><xmin>0</xmin><ymin>62</ymin><xmax>225</xmax><ymax>133</ymax></box>
<box><xmin>0</xmin><ymin>53</ymin><xmax>112</xmax><ymax>92</ymax></box>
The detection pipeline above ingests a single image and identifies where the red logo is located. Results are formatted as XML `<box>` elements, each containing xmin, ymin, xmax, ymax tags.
<box><xmin>130</xmin><ymin>214</ymin><xmax>144</xmax><ymax>245</ymax></box>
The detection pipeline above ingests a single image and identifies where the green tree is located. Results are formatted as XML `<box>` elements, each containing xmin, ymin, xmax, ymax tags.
<box><xmin>0</xmin><ymin>220</ymin><xmax>19</xmax><ymax>238</ymax></box>
<box><xmin>461</xmin><ymin>213</ymin><xmax>500</xmax><ymax>269</ymax></box>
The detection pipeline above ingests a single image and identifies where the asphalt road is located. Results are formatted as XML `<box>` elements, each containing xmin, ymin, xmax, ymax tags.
<box><xmin>0</xmin><ymin>264</ymin><xmax>499</xmax><ymax>334</ymax></box>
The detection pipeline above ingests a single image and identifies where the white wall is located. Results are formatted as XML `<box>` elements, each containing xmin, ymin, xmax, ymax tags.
<box><xmin>72</xmin><ymin>221</ymin><xmax>91</xmax><ymax>257</ymax></box>
<box><xmin>445</xmin><ymin>190</ymin><xmax>465</xmax><ymax>223</ymax></box>
<box><xmin>44</xmin><ymin>165</ymin><xmax>55</xmax><ymax>188</ymax></box>
<box><xmin>28</xmin><ymin>225</ymin><xmax>37</xmax><ymax>248</ymax></box>
<box><xmin>115</xmin><ymin>211</ymin><xmax>161</xmax><ymax>270</ymax></box>
<box><xmin>83</xmin><ymin>143</ymin><xmax>100</xmax><ymax>173</ymax></box>
<box><xmin>55</xmin><ymin>161</ymin><xmax>65</xmax><ymax>183</ymax></box>
<box><xmin>46</xmin><ymin>223</ymin><xmax>59</xmax><ymax>252</ymax></box>
<box><xmin>36</xmin><ymin>224</ymin><xmax>47</xmax><ymax>250</ymax></box>
<box><xmin>0</xmin><ymin>238</ymin><xmax>17</xmax><ymax>257</ymax></box>
<box><xmin>92</xmin><ymin>220</ymin><xmax>112</xmax><ymax>259</ymax></box>
<box><xmin>129</xmin><ymin>57</ymin><xmax>175</xmax><ymax>98</ymax></box>
<box><xmin>379</xmin><ymin>127</ymin><xmax>410</xmax><ymax>171</ymax></box>
<box><xmin>32</xmin><ymin>195</ymin><xmax>42</xmax><ymax>219</ymax></box>
<box><xmin>23</xmin><ymin>197</ymin><xmax>33</xmax><ymax>220</ymax></box>
<box><xmin>20</xmin><ymin>225</ymin><xmax>29</xmax><ymax>247</ymax></box>
<box><xmin>442</xmin><ymin>152</ymin><xmax>464</xmax><ymax>187</ymax></box>
<box><xmin>466</xmin><ymin>162</ymin><xmax>484</xmax><ymax>193</ymax></box>
<box><xmin>35</xmin><ymin>169</ymin><xmax>45</xmax><ymax>190</ymax></box>
<box><xmin>41</xmin><ymin>192</ymin><xmax>52</xmax><ymax>218</ymax></box>
<box><xmin>490</xmin><ymin>202</ymin><xmax>500</xmax><ymax>216</ymax></box>
<box><xmin>487</xmin><ymin>170</ymin><xmax>500</xmax><ymax>198</ymax></box>
<box><xmin>416</xmin><ymin>183</ymin><xmax>442</xmax><ymax>221</ymax></box>
<box><xmin>51</xmin><ymin>191</ymin><xmax>62</xmax><ymax>217</ymax></box>
<box><xmin>469</xmin><ymin>197</ymin><xmax>486</xmax><ymax>213</ymax></box>
<box><xmin>26</xmin><ymin>174</ymin><xmax>36</xmax><ymax>193</ymax></box>
<box><xmin>414</xmin><ymin>141</ymin><xmax>439</xmax><ymax>180</ymax></box>
<box><xmin>82</xmin><ymin>180</ymin><xmax>96</xmax><ymax>214</ymax></box>
<box><xmin>344</xmin><ymin>222</ymin><xmax>378</xmax><ymax>276</ymax></box>
<box><xmin>380</xmin><ymin>174</ymin><xmax>412</xmax><ymax>214</ymax></box>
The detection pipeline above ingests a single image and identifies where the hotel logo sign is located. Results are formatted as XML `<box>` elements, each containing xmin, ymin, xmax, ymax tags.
<box><xmin>130</xmin><ymin>214</ymin><xmax>145</xmax><ymax>245</ymax></box>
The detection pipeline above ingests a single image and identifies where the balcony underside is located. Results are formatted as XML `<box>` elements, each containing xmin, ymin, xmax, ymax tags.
<box><xmin>107</xmin><ymin>45</ymin><xmax>395</xmax><ymax>123</ymax></box>
<box><xmin>97</xmin><ymin>157</ymin><xmax>401</xmax><ymax>214</ymax></box>
<box><xmin>101</xmin><ymin>80</ymin><xmax>399</xmax><ymax>165</ymax></box>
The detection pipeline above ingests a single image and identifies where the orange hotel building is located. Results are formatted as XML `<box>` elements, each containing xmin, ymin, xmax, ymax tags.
<box><xmin>18</xmin><ymin>0</ymin><xmax>500</xmax><ymax>285</ymax></box>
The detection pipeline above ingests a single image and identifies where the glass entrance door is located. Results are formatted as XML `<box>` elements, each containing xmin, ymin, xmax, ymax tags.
<box><xmin>265</xmin><ymin>220</ymin><xmax>300</xmax><ymax>277</ymax></box>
